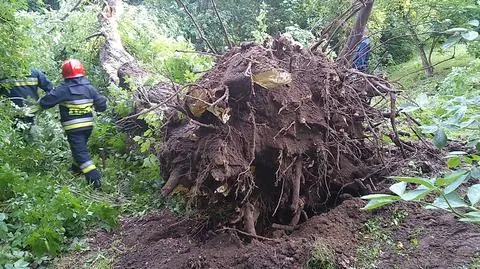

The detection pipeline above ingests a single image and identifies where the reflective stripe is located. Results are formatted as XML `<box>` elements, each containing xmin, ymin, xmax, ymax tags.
<box><xmin>62</xmin><ymin>99</ymin><xmax>94</xmax><ymax>105</ymax></box>
<box><xmin>80</xmin><ymin>160</ymin><xmax>94</xmax><ymax>169</ymax></box>
<box><xmin>0</xmin><ymin>78</ymin><xmax>38</xmax><ymax>87</ymax></box>
<box><xmin>60</xmin><ymin>102</ymin><xmax>93</xmax><ymax>109</ymax></box>
<box><xmin>61</xmin><ymin>117</ymin><xmax>94</xmax><ymax>126</ymax></box>
<box><xmin>82</xmin><ymin>164</ymin><xmax>96</xmax><ymax>174</ymax></box>
<box><xmin>63</xmin><ymin>121</ymin><xmax>94</xmax><ymax>130</ymax></box>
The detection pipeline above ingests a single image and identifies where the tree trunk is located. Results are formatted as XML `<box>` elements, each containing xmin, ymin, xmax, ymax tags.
<box><xmin>339</xmin><ymin>0</ymin><xmax>375</xmax><ymax>66</ymax></box>
<box><xmin>418</xmin><ymin>44</ymin><xmax>434</xmax><ymax>77</ymax></box>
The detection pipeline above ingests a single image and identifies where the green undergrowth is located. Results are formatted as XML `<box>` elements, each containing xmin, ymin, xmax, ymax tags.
<box><xmin>0</xmin><ymin>100</ymin><xmax>163</xmax><ymax>268</ymax></box>
<box><xmin>355</xmin><ymin>209</ymin><xmax>408</xmax><ymax>269</ymax></box>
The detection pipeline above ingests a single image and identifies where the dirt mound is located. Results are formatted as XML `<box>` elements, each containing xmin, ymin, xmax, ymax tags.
<box><xmin>159</xmin><ymin>38</ymin><xmax>393</xmax><ymax>235</ymax></box>
<box><xmin>377</xmin><ymin>204</ymin><xmax>480</xmax><ymax>268</ymax></box>
<box><xmin>111</xmin><ymin>198</ymin><xmax>366</xmax><ymax>269</ymax></box>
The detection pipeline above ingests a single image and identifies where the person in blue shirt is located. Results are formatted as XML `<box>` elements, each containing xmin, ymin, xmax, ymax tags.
<box><xmin>353</xmin><ymin>28</ymin><xmax>371</xmax><ymax>73</ymax></box>
<box><xmin>0</xmin><ymin>68</ymin><xmax>54</xmax><ymax>124</ymax></box>
<box><xmin>39</xmin><ymin>59</ymin><xmax>107</xmax><ymax>189</ymax></box>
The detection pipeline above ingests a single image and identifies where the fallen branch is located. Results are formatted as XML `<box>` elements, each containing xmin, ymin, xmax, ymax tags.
<box><xmin>116</xmin><ymin>85</ymin><xmax>184</xmax><ymax>124</ymax></box>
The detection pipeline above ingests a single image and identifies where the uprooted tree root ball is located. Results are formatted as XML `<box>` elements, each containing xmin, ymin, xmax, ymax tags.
<box><xmin>158</xmin><ymin>38</ymin><xmax>395</xmax><ymax>236</ymax></box>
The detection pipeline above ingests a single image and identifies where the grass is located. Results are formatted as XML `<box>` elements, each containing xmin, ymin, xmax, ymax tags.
<box><xmin>387</xmin><ymin>45</ymin><xmax>474</xmax><ymax>93</ymax></box>
<box><xmin>306</xmin><ymin>240</ymin><xmax>336</xmax><ymax>269</ymax></box>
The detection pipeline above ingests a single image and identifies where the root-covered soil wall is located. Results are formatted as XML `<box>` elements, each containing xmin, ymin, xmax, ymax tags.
<box><xmin>159</xmin><ymin>39</ymin><xmax>393</xmax><ymax>235</ymax></box>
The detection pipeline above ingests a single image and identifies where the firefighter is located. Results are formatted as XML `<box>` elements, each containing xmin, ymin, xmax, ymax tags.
<box><xmin>353</xmin><ymin>28</ymin><xmax>371</xmax><ymax>73</ymax></box>
<box><xmin>39</xmin><ymin>59</ymin><xmax>107</xmax><ymax>189</ymax></box>
<box><xmin>0</xmin><ymin>68</ymin><xmax>54</xmax><ymax>124</ymax></box>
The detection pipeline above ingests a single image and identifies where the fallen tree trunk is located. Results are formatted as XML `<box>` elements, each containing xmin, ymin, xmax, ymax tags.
<box><xmin>98</xmin><ymin>0</ymin><xmax>176</xmax><ymax>133</ymax></box>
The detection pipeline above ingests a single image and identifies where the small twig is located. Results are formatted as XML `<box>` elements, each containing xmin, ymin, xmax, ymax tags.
<box><xmin>190</xmin><ymin>119</ymin><xmax>219</xmax><ymax>130</ymax></box>
<box><xmin>217</xmin><ymin>227</ymin><xmax>279</xmax><ymax>242</ymax></box>
<box><xmin>175</xmin><ymin>0</ymin><xmax>218</xmax><ymax>54</ymax></box>
<box><xmin>210</xmin><ymin>0</ymin><xmax>232</xmax><ymax>48</ymax></box>
<box><xmin>175</xmin><ymin>50</ymin><xmax>220</xmax><ymax>57</ymax></box>
<box><xmin>85</xmin><ymin>32</ymin><xmax>105</xmax><ymax>40</ymax></box>
<box><xmin>273</xmin><ymin>121</ymin><xmax>296</xmax><ymax>140</ymax></box>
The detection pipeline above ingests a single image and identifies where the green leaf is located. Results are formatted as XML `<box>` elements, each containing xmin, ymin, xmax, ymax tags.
<box><xmin>361</xmin><ymin>198</ymin><xmax>399</xmax><ymax>210</ymax></box>
<box><xmin>401</xmin><ymin>186</ymin><xmax>432</xmax><ymax>201</ymax></box>
<box><xmin>436</xmin><ymin>170</ymin><xmax>469</xmax><ymax>186</ymax></box>
<box><xmin>459</xmin><ymin>212</ymin><xmax>480</xmax><ymax>223</ymax></box>
<box><xmin>433</xmin><ymin>128</ymin><xmax>447</xmax><ymax>149</ymax></box>
<box><xmin>361</xmin><ymin>194</ymin><xmax>400</xmax><ymax>200</ymax></box>
<box><xmin>445</xmin><ymin>27</ymin><xmax>469</xmax><ymax>33</ymax></box>
<box><xmin>0</xmin><ymin>213</ymin><xmax>6</xmax><ymax>221</ymax></box>
<box><xmin>445</xmin><ymin>151</ymin><xmax>468</xmax><ymax>158</ymax></box>
<box><xmin>472</xmin><ymin>168</ymin><xmax>480</xmax><ymax>179</ymax></box>
<box><xmin>447</xmin><ymin>157</ymin><xmax>461</xmax><ymax>168</ymax></box>
<box><xmin>443</xmin><ymin>36</ymin><xmax>462</xmax><ymax>49</ymax></box>
<box><xmin>390</xmin><ymin>176</ymin><xmax>435</xmax><ymax>189</ymax></box>
<box><xmin>389</xmin><ymin>182</ymin><xmax>407</xmax><ymax>196</ymax></box>
<box><xmin>426</xmin><ymin>192</ymin><xmax>468</xmax><ymax>210</ymax></box>
<box><xmin>462</xmin><ymin>31</ymin><xmax>479</xmax><ymax>41</ymax></box>
<box><xmin>467</xmin><ymin>184</ymin><xmax>480</xmax><ymax>206</ymax></box>
<box><xmin>468</xmin><ymin>20</ymin><xmax>480</xmax><ymax>27</ymax></box>
<box><xmin>419</xmin><ymin>125</ymin><xmax>438</xmax><ymax>134</ymax></box>
<box><xmin>444</xmin><ymin>173</ymin><xmax>470</xmax><ymax>194</ymax></box>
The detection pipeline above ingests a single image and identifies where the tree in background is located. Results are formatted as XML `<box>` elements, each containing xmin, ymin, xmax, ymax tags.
<box><xmin>375</xmin><ymin>0</ymin><xmax>480</xmax><ymax>76</ymax></box>
<box><xmin>0</xmin><ymin>0</ymin><xmax>33</xmax><ymax>78</ymax></box>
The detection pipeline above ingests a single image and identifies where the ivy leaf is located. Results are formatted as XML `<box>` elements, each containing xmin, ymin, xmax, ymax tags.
<box><xmin>401</xmin><ymin>186</ymin><xmax>432</xmax><ymax>201</ymax></box>
<box><xmin>391</xmin><ymin>176</ymin><xmax>435</xmax><ymax>189</ymax></box>
<box><xmin>472</xmin><ymin>168</ymin><xmax>480</xmax><ymax>179</ymax></box>
<box><xmin>468</xmin><ymin>20</ymin><xmax>480</xmax><ymax>27</ymax></box>
<box><xmin>444</xmin><ymin>27</ymin><xmax>469</xmax><ymax>33</ymax></box>
<box><xmin>443</xmin><ymin>172</ymin><xmax>469</xmax><ymax>194</ymax></box>
<box><xmin>361</xmin><ymin>194</ymin><xmax>400</xmax><ymax>200</ymax></box>
<box><xmin>436</xmin><ymin>170</ymin><xmax>468</xmax><ymax>186</ymax></box>
<box><xmin>467</xmin><ymin>184</ymin><xmax>480</xmax><ymax>206</ymax></box>
<box><xmin>433</xmin><ymin>128</ymin><xmax>447</xmax><ymax>149</ymax></box>
<box><xmin>426</xmin><ymin>192</ymin><xmax>468</xmax><ymax>210</ymax></box>
<box><xmin>443</xmin><ymin>36</ymin><xmax>462</xmax><ymax>49</ymax></box>
<box><xmin>447</xmin><ymin>157</ymin><xmax>461</xmax><ymax>168</ymax></box>
<box><xmin>389</xmin><ymin>182</ymin><xmax>407</xmax><ymax>196</ymax></box>
<box><xmin>461</xmin><ymin>31</ymin><xmax>479</xmax><ymax>41</ymax></box>
<box><xmin>361</xmin><ymin>196</ymin><xmax>400</xmax><ymax>210</ymax></box>
<box><xmin>459</xmin><ymin>212</ymin><xmax>480</xmax><ymax>224</ymax></box>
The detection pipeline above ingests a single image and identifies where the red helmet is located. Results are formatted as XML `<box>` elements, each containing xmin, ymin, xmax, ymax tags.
<box><xmin>62</xmin><ymin>59</ymin><xmax>86</xmax><ymax>79</ymax></box>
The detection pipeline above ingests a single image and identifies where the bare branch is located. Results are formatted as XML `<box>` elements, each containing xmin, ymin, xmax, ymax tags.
<box><xmin>175</xmin><ymin>0</ymin><xmax>218</xmax><ymax>54</ymax></box>
<box><xmin>211</xmin><ymin>0</ymin><xmax>233</xmax><ymax>48</ymax></box>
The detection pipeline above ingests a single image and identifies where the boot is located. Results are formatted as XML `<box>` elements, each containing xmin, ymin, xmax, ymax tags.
<box><xmin>85</xmin><ymin>169</ymin><xmax>102</xmax><ymax>190</ymax></box>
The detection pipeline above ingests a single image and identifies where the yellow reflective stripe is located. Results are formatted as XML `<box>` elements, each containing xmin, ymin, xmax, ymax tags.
<box><xmin>61</xmin><ymin>103</ymin><xmax>93</xmax><ymax>109</ymax></box>
<box><xmin>13</xmin><ymin>81</ymin><xmax>38</xmax><ymax>86</ymax></box>
<box><xmin>0</xmin><ymin>78</ymin><xmax>38</xmax><ymax>87</ymax></box>
<box><xmin>63</xmin><ymin>121</ymin><xmax>94</xmax><ymax>130</ymax></box>
<box><xmin>82</xmin><ymin>164</ymin><xmax>96</xmax><ymax>174</ymax></box>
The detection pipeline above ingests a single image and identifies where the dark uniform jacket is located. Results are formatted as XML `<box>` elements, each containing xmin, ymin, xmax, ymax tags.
<box><xmin>353</xmin><ymin>38</ymin><xmax>371</xmax><ymax>72</ymax></box>
<box><xmin>0</xmin><ymin>68</ymin><xmax>54</xmax><ymax>107</ymax></box>
<box><xmin>39</xmin><ymin>77</ymin><xmax>107</xmax><ymax>132</ymax></box>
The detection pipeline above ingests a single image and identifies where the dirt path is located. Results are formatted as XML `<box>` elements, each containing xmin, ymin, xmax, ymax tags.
<box><xmin>54</xmin><ymin>198</ymin><xmax>480</xmax><ymax>269</ymax></box>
